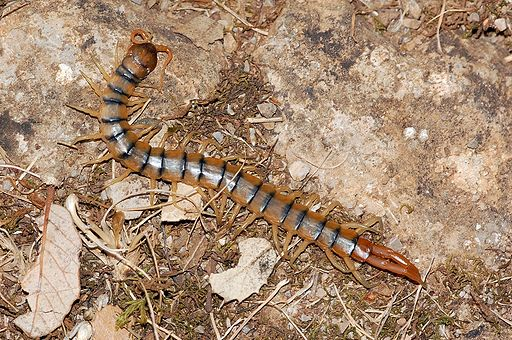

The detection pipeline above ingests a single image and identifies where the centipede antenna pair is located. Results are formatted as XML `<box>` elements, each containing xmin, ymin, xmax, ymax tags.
<box><xmin>69</xmin><ymin>29</ymin><xmax>423</xmax><ymax>287</ymax></box>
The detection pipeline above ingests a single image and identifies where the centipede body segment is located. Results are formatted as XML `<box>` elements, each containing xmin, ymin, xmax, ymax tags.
<box><xmin>72</xmin><ymin>29</ymin><xmax>422</xmax><ymax>287</ymax></box>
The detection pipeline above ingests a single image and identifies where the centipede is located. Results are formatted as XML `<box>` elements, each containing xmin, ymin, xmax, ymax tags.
<box><xmin>70</xmin><ymin>29</ymin><xmax>422</xmax><ymax>287</ymax></box>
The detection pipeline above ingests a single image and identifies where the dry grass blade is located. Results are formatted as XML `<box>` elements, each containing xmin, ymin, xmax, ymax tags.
<box><xmin>227</xmin><ymin>279</ymin><xmax>289</xmax><ymax>340</ymax></box>
<box><xmin>333</xmin><ymin>284</ymin><xmax>374</xmax><ymax>339</ymax></box>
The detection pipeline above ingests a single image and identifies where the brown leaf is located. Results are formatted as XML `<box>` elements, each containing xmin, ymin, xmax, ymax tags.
<box><xmin>14</xmin><ymin>204</ymin><xmax>81</xmax><ymax>338</ymax></box>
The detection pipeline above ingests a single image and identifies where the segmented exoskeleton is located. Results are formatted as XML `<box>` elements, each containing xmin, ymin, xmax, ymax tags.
<box><xmin>71</xmin><ymin>29</ymin><xmax>422</xmax><ymax>287</ymax></box>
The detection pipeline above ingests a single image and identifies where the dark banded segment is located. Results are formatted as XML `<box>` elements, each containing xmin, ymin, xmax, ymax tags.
<box><xmin>282</xmin><ymin>203</ymin><xmax>308</xmax><ymax>232</ymax></box>
<box><xmin>331</xmin><ymin>229</ymin><xmax>358</xmax><ymax>257</ymax></box>
<box><xmin>199</xmin><ymin>157</ymin><xmax>226</xmax><ymax>189</ymax></box>
<box><xmin>104</xmin><ymin>130</ymin><xmax>138</xmax><ymax>160</ymax></box>
<box><xmin>295</xmin><ymin>211</ymin><xmax>327</xmax><ymax>242</ymax></box>
<box><xmin>141</xmin><ymin>146</ymin><xmax>165</xmax><ymax>179</ymax></box>
<box><xmin>230</xmin><ymin>172</ymin><xmax>263</xmax><ymax>206</ymax></box>
<box><xmin>124</xmin><ymin>141</ymin><xmax>151</xmax><ymax>172</ymax></box>
<box><xmin>101</xmin><ymin>116</ymin><xmax>126</xmax><ymax>124</ymax></box>
<box><xmin>100</xmin><ymin>104</ymin><xmax>129</xmax><ymax>123</ymax></box>
<box><xmin>161</xmin><ymin>150</ymin><xmax>186</xmax><ymax>182</ymax></box>
<box><xmin>116</xmin><ymin>64</ymin><xmax>141</xmax><ymax>84</ymax></box>
<box><xmin>108</xmin><ymin>82</ymin><xmax>130</xmax><ymax>98</ymax></box>
<box><xmin>316</xmin><ymin>221</ymin><xmax>340</xmax><ymax>250</ymax></box>
<box><xmin>219</xmin><ymin>163</ymin><xmax>243</xmax><ymax>193</ymax></box>
<box><xmin>246</xmin><ymin>183</ymin><xmax>275</xmax><ymax>213</ymax></box>
<box><xmin>183</xmin><ymin>153</ymin><xmax>205</xmax><ymax>184</ymax></box>
<box><xmin>100</xmin><ymin>120</ymin><xmax>130</xmax><ymax>142</ymax></box>
<box><xmin>262</xmin><ymin>193</ymin><xmax>293</xmax><ymax>225</ymax></box>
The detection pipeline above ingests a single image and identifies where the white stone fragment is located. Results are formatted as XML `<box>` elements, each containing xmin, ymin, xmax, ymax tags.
<box><xmin>494</xmin><ymin>18</ymin><xmax>508</xmax><ymax>32</ymax></box>
<box><xmin>209</xmin><ymin>238</ymin><xmax>278</xmax><ymax>302</ymax></box>
<box><xmin>212</xmin><ymin>131</ymin><xmax>224</xmax><ymax>143</ymax></box>
<box><xmin>288</xmin><ymin>160</ymin><xmax>310</xmax><ymax>181</ymax></box>
<box><xmin>418</xmin><ymin>129</ymin><xmax>429</xmax><ymax>142</ymax></box>
<box><xmin>161</xmin><ymin>183</ymin><xmax>202</xmax><ymax>222</ymax></box>
<box><xmin>56</xmin><ymin>64</ymin><xmax>74</xmax><ymax>85</ymax></box>
<box><xmin>403</xmin><ymin>127</ymin><xmax>416</xmax><ymax>140</ymax></box>
<box><xmin>103</xmin><ymin>175</ymin><xmax>149</xmax><ymax>220</ymax></box>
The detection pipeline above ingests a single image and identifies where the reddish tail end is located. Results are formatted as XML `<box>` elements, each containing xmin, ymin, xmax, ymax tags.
<box><xmin>351</xmin><ymin>237</ymin><xmax>423</xmax><ymax>285</ymax></box>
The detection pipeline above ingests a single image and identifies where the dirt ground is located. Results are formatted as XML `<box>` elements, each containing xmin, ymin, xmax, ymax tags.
<box><xmin>0</xmin><ymin>0</ymin><xmax>511</xmax><ymax>339</ymax></box>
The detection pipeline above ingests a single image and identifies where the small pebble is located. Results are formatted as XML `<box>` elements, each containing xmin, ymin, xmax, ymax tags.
<box><xmin>257</xmin><ymin>102</ymin><xmax>277</xmax><ymax>118</ymax></box>
<box><xmin>387</xmin><ymin>236</ymin><xmax>403</xmax><ymax>252</ymax></box>
<box><xmin>467</xmin><ymin>135</ymin><xmax>481</xmax><ymax>149</ymax></box>
<box><xmin>288</xmin><ymin>160</ymin><xmax>310</xmax><ymax>181</ymax></box>
<box><xmin>95</xmin><ymin>293</ymin><xmax>109</xmax><ymax>310</ymax></box>
<box><xmin>418</xmin><ymin>129</ymin><xmax>429</xmax><ymax>142</ymax></box>
<box><xmin>405</xmin><ymin>0</ymin><xmax>422</xmax><ymax>19</ymax></box>
<box><xmin>468</xmin><ymin>13</ymin><xmax>480</xmax><ymax>22</ymax></box>
<box><xmin>403</xmin><ymin>127</ymin><xmax>416</xmax><ymax>140</ymax></box>
<box><xmin>300</xmin><ymin>314</ymin><xmax>312</xmax><ymax>322</ymax></box>
<box><xmin>223</xmin><ymin>33</ymin><xmax>237</xmax><ymax>54</ymax></box>
<box><xmin>195</xmin><ymin>325</ymin><xmax>205</xmax><ymax>334</ymax></box>
<box><xmin>494</xmin><ymin>18</ymin><xmax>508</xmax><ymax>32</ymax></box>
<box><xmin>249</xmin><ymin>127</ymin><xmax>256</xmax><ymax>146</ymax></box>
<box><xmin>212</xmin><ymin>131</ymin><xmax>224</xmax><ymax>143</ymax></box>
<box><xmin>226</xmin><ymin>104</ymin><xmax>236</xmax><ymax>116</ymax></box>
<box><xmin>402</xmin><ymin>18</ymin><xmax>422</xmax><ymax>30</ymax></box>
<box><xmin>397</xmin><ymin>317</ymin><xmax>407</xmax><ymax>326</ymax></box>
<box><xmin>243</xmin><ymin>60</ymin><xmax>250</xmax><ymax>73</ymax></box>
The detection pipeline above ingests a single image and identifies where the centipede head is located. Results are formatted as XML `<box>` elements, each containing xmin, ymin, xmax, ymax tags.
<box><xmin>126</xmin><ymin>29</ymin><xmax>174</xmax><ymax>88</ymax></box>
<box><xmin>125</xmin><ymin>42</ymin><xmax>158</xmax><ymax>77</ymax></box>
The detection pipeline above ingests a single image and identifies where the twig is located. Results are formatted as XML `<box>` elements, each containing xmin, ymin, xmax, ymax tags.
<box><xmin>0</xmin><ymin>163</ymin><xmax>41</xmax><ymax>179</ymax></box>
<box><xmin>273</xmin><ymin>305</ymin><xmax>308</xmax><ymax>340</ymax></box>
<box><xmin>210</xmin><ymin>312</ymin><xmax>222</xmax><ymax>340</ymax></box>
<box><xmin>246</xmin><ymin>116</ymin><xmax>284</xmax><ymax>124</ymax></box>
<box><xmin>436</xmin><ymin>0</ymin><xmax>447</xmax><ymax>54</ymax></box>
<box><xmin>228</xmin><ymin>279</ymin><xmax>289</xmax><ymax>340</ymax></box>
<box><xmin>212</xmin><ymin>0</ymin><xmax>268</xmax><ymax>36</ymax></box>
<box><xmin>333</xmin><ymin>284</ymin><xmax>374</xmax><ymax>339</ymax></box>
<box><xmin>141</xmin><ymin>282</ymin><xmax>159</xmax><ymax>340</ymax></box>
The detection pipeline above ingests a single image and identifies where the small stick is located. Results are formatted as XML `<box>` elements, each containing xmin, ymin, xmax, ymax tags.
<box><xmin>212</xmin><ymin>0</ymin><xmax>268</xmax><ymax>36</ymax></box>
<box><xmin>436</xmin><ymin>0</ymin><xmax>447</xmax><ymax>54</ymax></box>
<box><xmin>141</xmin><ymin>282</ymin><xmax>159</xmax><ymax>340</ymax></box>
<box><xmin>228</xmin><ymin>279</ymin><xmax>289</xmax><ymax>340</ymax></box>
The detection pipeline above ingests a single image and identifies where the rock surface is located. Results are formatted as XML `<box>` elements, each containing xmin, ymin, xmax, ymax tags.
<box><xmin>253</xmin><ymin>0</ymin><xmax>511</xmax><ymax>270</ymax></box>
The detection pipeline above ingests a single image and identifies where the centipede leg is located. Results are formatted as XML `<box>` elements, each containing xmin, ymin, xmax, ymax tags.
<box><xmin>66</xmin><ymin>104</ymin><xmax>100</xmax><ymax>119</ymax></box>
<box><xmin>72</xmin><ymin>132</ymin><xmax>104</xmax><ymax>145</ymax></box>
<box><xmin>206</xmin><ymin>189</ymin><xmax>223</xmax><ymax>225</ymax></box>
<box><xmin>149</xmin><ymin>178</ymin><xmax>157</xmax><ymax>206</ymax></box>
<box><xmin>80</xmin><ymin>71</ymin><xmax>102</xmax><ymax>97</ymax></box>
<box><xmin>272</xmin><ymin>224</ymin><xmax>282</xmax><ymax>253</ymax></box>
<box><xmin>232</xmin><ymin>213</ymin><xmax>258</xmax><ymax>239</ymax></box>
<box><xmin>198</xmin><ymin>138</ymin><xmax>223</xmax><ymax>154</ymax></box>
<box><xmin>281</xmin><ymin>231</ymin><xmax>294</xmax><ymax>258</ymax></box>
<box><xmin>180</xmin><ymin>132</ymin><xmax>195</xmax><ymax>149</ymax></box>
<box><xmin>320</xmin><ymin>200</ymin><xmax>342</xmax><ymax>216</ymax></box>
<box><xmin>325</xmin><ymin>249</ymin><xmax>370</xmax><ymax>288</ymax></box>
<box><xmin>103</xmin><ymin>168</ymin><xmax>132</xmax><ymax>189</ymax></box>
<box><xmin>92</xmin><ymin>58</ymin><xmax>111</xmax><ymax>82</ymax></box>
<box><xmin>225</xmin><ymin>203</ymin><xmax>242</xmax><ymax>230</ymax></box>
<box><xmin>302</xmin><ymin>193</ymin><xmax>320</xmax><ymax>209</ymax></box>
<box><xmin>339</xmin><ymin>217</ymin><xmax>382</xmax><ymax>236</ymax></box>
<box><xmin>81</xmin><ymin>153</ymin><xmax>113</xmax><ymax>166</ymax></box>
<box><xmin>289</xmin><ymin>240</ymin><xmax>313</xmax><ymax>264</ymax></box>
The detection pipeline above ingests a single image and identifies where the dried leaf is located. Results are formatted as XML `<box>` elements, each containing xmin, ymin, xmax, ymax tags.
<box><xmin>91</xmin><ymin>305</ymin><xmax>131</xmax><ymax>340</ymax></box>
<box><xmin>161</xmin><ymin>183</ymin><xmax>202</xmax><ymax>222</ymax></box>
<box><xmin>209</xmin><ymin>238</ymin><xmax>279</xmax><ymax>302</ymax></box>
<box><xmin>103</xmin><ymin>175</ymin><xmax>148</xmax><ymax>220</ymax></box>
<box><xmin>14</xmin><ymin>204</ymin><xmax>81</xmax><ymax>338</ymax></box>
